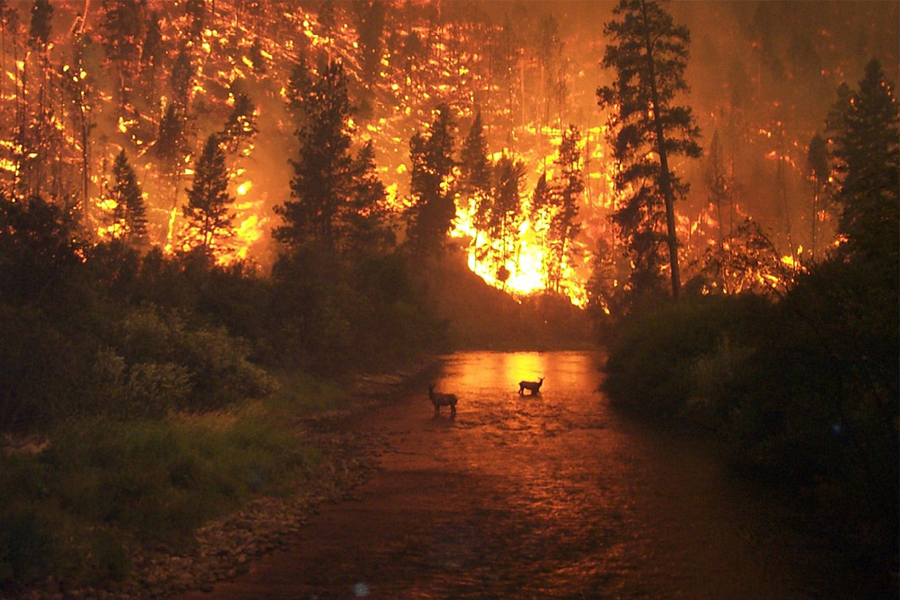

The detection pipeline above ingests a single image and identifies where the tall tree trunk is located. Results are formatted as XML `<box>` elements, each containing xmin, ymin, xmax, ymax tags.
<box><xmin>641</xmin><ymin>1</ymin><xmax>681</xmax><ymax>298</ymax></box>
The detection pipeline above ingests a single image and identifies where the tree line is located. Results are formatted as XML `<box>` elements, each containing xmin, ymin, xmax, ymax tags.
<box><xmin>593</xmin><ymin>1</ymin><xmax>897</xmax><ymax>589</ymax></box>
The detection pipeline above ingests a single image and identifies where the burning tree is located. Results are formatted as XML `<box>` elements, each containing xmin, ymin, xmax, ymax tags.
<box><xmin>219</xmin><ymin>92</ymin><xmax>258</xmax><ymax>171</ymax></box>
<box><xmin>703</xmin><ymin>130</ymin><xmax>730</xmax><ymax>250</ymax></box>
<box><xmin>597</xmin><ymin>0</ymin><xmax>702</xmax><ymax>300</ymax></box>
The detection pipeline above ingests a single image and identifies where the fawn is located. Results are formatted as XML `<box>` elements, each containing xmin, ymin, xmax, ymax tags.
<box><xmin>428</xmin><ymin>385</ymin><xmax>458</xmax><ymax>417</ymax></box>
<box><xmin>518</xmin><ymin>377</ymin><xmax>544</xmax><ymax>395</ymax></box>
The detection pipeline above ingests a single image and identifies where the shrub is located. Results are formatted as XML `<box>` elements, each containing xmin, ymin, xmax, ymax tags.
<box><xmin>114</xmin><ymin>305</ymin><xmax>272</xmax><ymax>413</ymax></box>
<box><xmin>602</xmin><ymin>294</ymin><xmax>771</xmax><ymax>416</ymax></box>
<box><xmin>686</xmin><ymin>336</ymin><xmax>755</xmax><ymax>430</ymax></box>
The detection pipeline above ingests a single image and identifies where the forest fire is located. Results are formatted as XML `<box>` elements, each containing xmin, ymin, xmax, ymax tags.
<box><xmin>0</xmin><ymin>3</ymin><xmax>896</xmax><ymax>598</ymax></box>
<box><xmin>0</xmin><ymin>0</ymin><xmax>894</xmax><ymax>303</ymax></box>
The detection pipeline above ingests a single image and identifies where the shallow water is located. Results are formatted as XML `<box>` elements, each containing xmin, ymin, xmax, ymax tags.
<box><xmin>176</xmin><ymin>351</ymin><xmax>879</xmax><ymax>600</ymax></box>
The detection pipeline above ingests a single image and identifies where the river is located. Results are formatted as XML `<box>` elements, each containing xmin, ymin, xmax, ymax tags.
<box><xmin>175</xmin><ymin>351</ymin><xmax>880</xmax><ymax>599</ymax></box>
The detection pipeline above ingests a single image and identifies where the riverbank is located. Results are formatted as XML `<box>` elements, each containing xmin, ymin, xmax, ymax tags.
<box><xmin>0</xmin><ymin>359</ymin><xmax>439</xmax><ymax>600</ymax></box>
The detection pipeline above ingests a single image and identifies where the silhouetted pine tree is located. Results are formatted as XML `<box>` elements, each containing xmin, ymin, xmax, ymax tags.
<box><xmin>275</xmin><ymin>60</ymin><xmax>354</xmax><ymax>251</ymax></box>
<box><xmin>597</xmin><ymin>0</ymin><xmax>702</xmax><ymax>299</ymax></box>
<box><xmin>806</xmin><ymin>132</ymin><xmax>829</xmax><ymax>261</ymax></box>
<box><xmin>830</xmin><ymin>59</ymin><xmax>899</xmax><ymax>267</ymax></box>
<box><xmin>345</xmin><ymin>140</ymin><xmax>394</xmax><ymax>256</ymax></box>
<box><xmin>185</xmin><ymin>0</ymin><xmax>206</xmax><ymax>41</ymax></box>
<box><xmin>139</xmin><ymin>10</ymin><xmax>163</xmax><ymax>99</ymax></box>
<box><xmin>352</xmin><ymin>0</ymin><xmax>386</xmax><ymax>86</ymax></box>
<box><xmin>546</xmin><ymin>125</ymin><xmax>583</xmax><ymax>293</ymax></box>
<box><xmin>489</xmin><ymin>154</ymin><xmax>525</xmax><ymax>281</ymax></box>
<box><xmin>170</xmin><ymin>43</ymin><xmax>193</xmax><ymax>110</ymax></box>
<box><xmin>406</xmin><ymin>103</ymin><xmax>456</xmax><ymax>258</ymax></box>
<box><xmin>21</xmin><ymin>0</ymin><xmax>53</xmax><ymax>198</ymax></box>
<box><xmin>459</xmin><ymin>111</ymin><xmax>492</xmax><ymax>265</ymax></box>
<box><xmin>182</xmin><ymin>133</ymin><xmax>233</xmax><ymax>255</ymax></box>
<box><xmin>100</xmin><ymin>0</ymin><xmax>142</xmax><ymax>112</ymax></box>
<box><xmin>154</xmin><ymin>103</ymin><xmax>189</xmax><ymax>207</ymax></box>
<box><xmin>460</xmin><ymin>111</ymin><xmax>492</xmax><ymax>224</ymax></box>
<box><xmin>109</xmin><ymin>149</ymin><xmax>147</xmax><ymax>245</ymax></box>
<box><xmin>704</xmin><ymin>130</ymin><xmax>729</xmax><ymax>249</ymax></box>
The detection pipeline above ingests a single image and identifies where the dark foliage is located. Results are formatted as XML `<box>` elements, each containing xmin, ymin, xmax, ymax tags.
<box><xmin>597</xmin><ymin>0</ymin><xmax>702</xmax><ymax>299</ymax></box>
<box><xmin>405</xmin><ymin>103</ymin><xmax>457</xmax><ymax>258</ymax></box>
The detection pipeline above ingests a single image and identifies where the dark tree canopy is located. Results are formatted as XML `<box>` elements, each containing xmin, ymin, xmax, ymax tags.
<box><xmin>183</xmin><ymin>134</ymin><xmax>234</xmax><ymax>255</ymax></box>
<box><xmin>405</xmin><ymin>103</ymin><xmax>457</xmax><ymax>258</ymax></box>
<box><xmin>28</xmin><ymin>0</ymin><xmax>53</xmax><ymax>50</ymax></box>
<box><xmin>154</xmin><ymin>103</ymin><xmax>189</xmax><ymax>206</ymax></box>
<box><xmin>597</xmin><ymin>0</ymin><xmax>702</xmax><ymax>299</ymax></box>
<box><xmin>830</xmin><ymin>59</ymin><xmax>899</xmax><ymax>267</ymax></box>
<box><xmin>546</xmin><ymin>125</ymin><xmax>584</xmax><ymax>293</ymax></box>
<box><xmin>109</xmin><ymin>149</ymin><xmax>148</xmax><ymax>245</ymax></box>
<box><xmin>806</xmin><ymin>132</ymin><xmax>830</xmax><ymax>260</ymax></box>
<box><xmin>345</xmin><ymin>140</ymin><xmax>394</xmax><ymax>256</ymax></box>
<box><xmin>460</xmin><ymin>111</ymin><xmax>492</xmax><ymax>233</ymax></box>
<box><xmin>275</xmin><ymin>60</ymin><xmax>356</xmax><ymax>252</ymax></box>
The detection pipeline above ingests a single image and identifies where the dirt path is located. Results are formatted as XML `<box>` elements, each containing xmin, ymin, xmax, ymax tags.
<box><xmin>171</xmin><ymin>351</ymin><xmax>877</xmax><ymax>600</ymax></box>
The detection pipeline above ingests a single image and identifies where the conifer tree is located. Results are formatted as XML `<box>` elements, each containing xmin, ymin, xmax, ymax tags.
<box><xmin>459</xmin><ymin>111</ymin><xmax>492</xmax><ymax>263</ymax></box>
<box><xmin>170</xmin><ymin>43</ymin><xmax>193</xmax><ymax>110</ymax></box>
<box><xmin>830</xmin><ymin>59</ymin><xmax>899</xmax><ymax>266</ymax></box>
<box><xmin>220</xmin><ymin>92</ymin><xmax>258</xmax><ymax>169</ymax></box>
<box><xmin>597</xmin><ymin>0</ymin><xmax>702</xmax><ymax>299</ymax></box>
<box><xmin>154</xmin><ymin>103</ymin><xmax>189</xmax><ymax>207</ymax></box>
<box><xmin>183</xmin><ymin>133</ymin><xmax>233</xmax><ymax>255</ymax></box>
<box><xmin>100</xmin><ymin>0</ymin><xmax>142</xmax><ymax>112</ymax></box>
<box><xmin>546</xmin><ymin>125</ymin><xmax>583</xmax><ymax>293</ymax></box>
<box><xmin>406</xmin><ymin>103</ymin><xmax>457</xmax><ymax>258</ymax></box>
<box><xmin>22</xmin><ymin>0</ymin><xmax>53</xmax><ymax>198</ymax></box>
<box><xmin>108</xmin><ymin>149</ymin><xmax>147</xmax><ymax>244</ymax></box>
<box><xmin>139</xmin><ymin>10</ymin><xmax>163</xmax><ymax>98</ymax></box>
<box><xmin>185</xmin><ymin>0</ymin><xmax>206</xmax><ymax>41</ymax></box>
<box><xmin>489</xmin><ymin>154</ymin><xmax>525</xmax><ymax>281</ymax></box>
<box><xmin>275</xmin><ymin>59</ymin><xmax>354</xmax><ymax>251</ymax></box>
<box><xmin>704</xmin><ymin>130</ymin><xmax>730</xmax><ymax>249</ymax></box>
<box><xmin>345</xmin><ymin>140</ymin><xmax>394</xmax><ymax>256</ymax></box>
<box><xmin>352</xmin><ymin>0</ymin><xmax>386</xmax><ymax>85</ymax></box>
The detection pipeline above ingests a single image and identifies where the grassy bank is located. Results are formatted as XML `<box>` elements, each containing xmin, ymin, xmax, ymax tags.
<box><xmin>0</xmin><ymin>379</ymin><xmax>351</xmax><ymax>591</ymax></box>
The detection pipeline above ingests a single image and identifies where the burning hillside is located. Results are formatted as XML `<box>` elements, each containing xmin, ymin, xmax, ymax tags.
<box><xmin>0</xmin><ymin>0</ymin><xmax>895</xmax><ymax>305</ymax></box>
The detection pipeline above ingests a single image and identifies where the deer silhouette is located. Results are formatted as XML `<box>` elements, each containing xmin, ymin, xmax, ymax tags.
<box><xmin>428</xmin><ymin>385</ymin><xmax>458</xmax><ymax>417</ymax></box>
<box><xmin>518</xmin><ymin>377</ymin><xmax>544</xmax><ymax>396</ymax></box>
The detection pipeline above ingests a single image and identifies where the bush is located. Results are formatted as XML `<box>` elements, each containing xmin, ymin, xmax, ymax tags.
<box><xmin>686</xmin><ymin>336</ymin><xmax>755</xmax><ymax>430</ymax></box>
<box><xmin>602</xmin><ymin>294</ymin><xmax>771</xmax><ymax>416</ymax></box>
<box><xmin>114</xmin><ymin>305</ymin><xmax>272</xmax><ymax>413</ymax></box>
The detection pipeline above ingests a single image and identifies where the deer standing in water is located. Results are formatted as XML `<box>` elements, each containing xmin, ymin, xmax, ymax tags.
<box><xmin>428</xmin><ymin>385</ymin><xmax>458</xmax><ymax>417</ymax></box>
<box><xmin>518</xmin><ymin>377</ymin><xmax>544</xmax><ymax>396</ymax></box>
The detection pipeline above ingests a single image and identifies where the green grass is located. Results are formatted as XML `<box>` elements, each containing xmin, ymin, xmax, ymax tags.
<box><xmin>265</xmin><ymin>370</ymin><xmax>353</xmax><ymax>415</ymax></box>
<box><xmin>0</xmin><ymin>411</ymin><xmax>321</xmax><ymax>590</ymax></box>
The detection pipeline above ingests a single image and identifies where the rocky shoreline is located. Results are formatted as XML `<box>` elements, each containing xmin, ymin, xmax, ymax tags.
<box><xmin>5</xmin><ymin>362</ymin><xmax>436</xmax><ymax>600</ymax></box>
